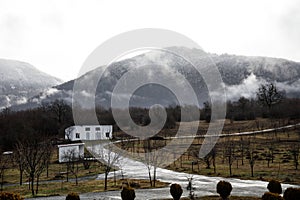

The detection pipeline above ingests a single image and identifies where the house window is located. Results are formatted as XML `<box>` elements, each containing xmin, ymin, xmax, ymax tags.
<box><xmin>76</xmin><ymin>133</ymin><xmax>80</xmax><ymax>138</ymax></box>
<box><xmin>106</xmin><ymin>132</ymin><xmax>110</xmax><ymax>138</ymax></box>
<box><xmin>85</xmin><ymin>127</ymin><xmax>90</xmax><ymax>131</ymax></box>
<box><xmin>95</xmin><ymin>127</ymin><xmax>101</xmax><ymax>131</ymax></box>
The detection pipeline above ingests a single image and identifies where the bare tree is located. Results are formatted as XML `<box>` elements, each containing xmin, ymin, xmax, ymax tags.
<box><xmin>48</xmin><ymin>100</ymin><xmax>70</xmax><ymax>124</ymax></box>
<box><xmin>0</xmin><ymin>152</ymin><xmax>12</xmax><ymax>191</ymax></box>
<box><xmin>143</xmin><ymin>140</ymin><xmax>153</xmax><ymax>187</ymax></box>
<box><xmin>289</xmin><ymin>144</ymin><xmax>299</xmax><ymax>170</ymax></box>
<box><xmin>15</xmin><ymin>138</ymin><xmax>51</xmax><ymax>196</ymax></box>
<box><xmin>13</xmin><ymin>148</ymin><xmax>26</xmax><ymax>185</ymax></box>
<box><xmin>246</xmin><ymin>139</ymin><xmax>259</xmax><ymax>177</ymax></box>
<box><xmin>203</xmin><ymin>101</ymin><xmax>211</xmax><ymax>123</ymax></box>
<box><xmin>236</xmin><ymin>137</ymin><xmax>246</xmax><ymax>166</ymax></box>
<box><xmin>224</xmin><ymin>140</ymin><xmax>236</xmax><ymax>176</ymax></box>
<box><xmin>267</xmin><ymin>142</ymin><xmax>275</xmax><ymax>166</ymax></box>
<box><xmin>203</xmin><ymin>148</ymin><xmax>216</xmax><ymax>171</ymax></box>
<box><xmin>62</xmin><ymin>149</ymin><xmax>82</xmax><ymax>185</ymax></box>
<box><xmin>257</xmin><ymin>83</ymin><xmax>284</xmax><ymax>115</ymax></box>
<box><xmin>191</xmin><ymin>147</ymin><xmax>216</xmax><ymax>173</ymax></box>
<box><xmin>45</xmin><ymin>145</ymin><xmax>53</xmax><ymax>178</ymax></box>
<box><xmin>65</xmin><ymin>126</ymin><xmax>75</xmax><ymax>141</ymax></box>
<box><xmin>141</xmin><ymin>139</ymin><xmax>166</xmax><ymax>187</ymax></box>
<box><xmin>95</xmin><ymin>143</ymin><xmax>121</xmax><ymax>190</ymax></box>
<box><xmin>151</xmin><ymin>151</ymin><xmax>159</xmax><ymax>188</ymax></box>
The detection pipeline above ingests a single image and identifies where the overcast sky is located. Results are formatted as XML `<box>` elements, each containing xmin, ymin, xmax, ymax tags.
<box><xmin>0</xmin><ymin>0</ymin><xmax>300</xmax><ymax>81</ymax></box>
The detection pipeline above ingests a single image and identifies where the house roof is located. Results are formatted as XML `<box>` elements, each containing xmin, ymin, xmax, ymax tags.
<box><xmin>3</xmin><ymin>151</ymin><xmax>13</xmax><ymax>155</ymax></box>
<box><xmin>69</xmin><ymin>125</ymin><xmax>112</xmax><ymax>127</ymax></box>
<box><xmin>57</xmin><ymin>143</ymin><xmax>85</xmax><ymax>148</ymax></box>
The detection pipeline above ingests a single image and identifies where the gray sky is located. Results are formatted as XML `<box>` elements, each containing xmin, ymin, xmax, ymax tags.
<box><xmin>0</xmin><ymin>0</ymin><xmax>300</xmax><ymax>81</ymax></box>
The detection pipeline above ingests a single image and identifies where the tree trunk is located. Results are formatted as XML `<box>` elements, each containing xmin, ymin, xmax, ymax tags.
<box><xmin>206</xmin><ymin>160</ymin><xmax>211</xmax><ymax>169</ymax></box>
<box><xmin>180</xmin><ymin>156</ymin><xmax>183</xmax><ymax>168</ymax></box>
<box><xmin>114</xmin><ymin>170</ymin><xmax>116</xmax><ymax>186</ymax></box>
<box><xmin>104</xmin><ymin>172</ymin><xmax>108</xmax><ymax>190</ymax></box>
<box><xmin>31</xmin><ymin>174</ymin><xmax>35</xmax><ymax>196</ymax></box>
<box><xmin>153</xmin><ymin>167</ymin><xmax>157</xmax><ymax>187</ymax></box>
<box><xmin>241</xmin><ymin>150</ymin><xmax>244</xmax><ymax>165</ymax></box>
<box><xmin>19</xmin><ymin>170</ymin><xmax>23</xmax><ymax>185</ymax></box>
<box><xmin>36</xmin><ymin>176</ymin><xmax>39</xmax><ymax>195</ymax></box>
<box><xmin>213</xmin><ymin>158</ymin><xmax>216</xmax><ymax>174</ymax></box>
<box><xmin>2</xmin><ymin>170</ymin><xmax>5</xmax><ymax>191</ymax></box>
<box><xmin>294</xmin><ymin>154</ymin><xmax>299</xmax><ymax>170</ymax></box>
<box><xmin>251</xmin><ymin>164</ymin><xmax>254</xmax><ymax>177</ymax></box>
<box><xmin>28</xmin><ymin>177</ymin><xmax>30</xmax><ymax>190</ymax></box>
<box><xmin>148</xmin><ymin>169</ymin><xmax>152</xmax><ymax>187</ymax></box>
<box><xmin>66</xmin><ymin>165</ymin><xmax>69</xmax><ymax>182</ymax></box>
<box><xmin>1</xmin><ymin>172</ymin><xmax>3</xmax><ymax>191</ymax></box>
<box><xmin>46</xmin><ymin>162</ymin><xmax>49</xmax><ymax>178</ymax></box>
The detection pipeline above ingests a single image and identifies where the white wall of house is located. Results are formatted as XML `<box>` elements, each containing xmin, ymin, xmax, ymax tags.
<box><xmin>58</xmin><ymin>143</ymin><xmax>84</xmax><ymax>163</ymax></box>
<box><xmin>65</xmin><ymin>125</ymin><xmax>113</xmax><ymax>141</ymax></box>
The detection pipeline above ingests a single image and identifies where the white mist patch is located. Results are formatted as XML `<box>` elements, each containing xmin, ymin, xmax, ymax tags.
<box><xmin>80</xmin><ymin>90</ymin><xmax>93</xmax><ymax>98</ymax></box>
<box><xmin>225</xmin><ymin>73</ymin><xmax>264</xmax><ymax>101</ymax></box>
<box><xmin>105</xmin><ymin>91</ymin><xmax>140</xmax><ymax>100</ymax></box>
<box><xmin>276</xmin><ymin>79</ymin><xmax>300</xmax><ymax>93</ymax></box>
<box><xmin>15</xmin><ymin>97</ymin><xmax>27</xmax><ymax>105</ymax></box>
<box><xmin>0</xmin><ymin>95</ymin><xmax>11</xmax><ymax>110</ymax></box>
<box><xmin>39</xmin><ymin>88</ymin><xmax>59</xmax><ymax>100</ymax></box>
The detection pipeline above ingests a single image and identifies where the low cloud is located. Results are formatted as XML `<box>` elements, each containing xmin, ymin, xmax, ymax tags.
<box><xmin>225</xmin><ymin>73</ymin><xmax>264</xmax><ymax>101</ymax></box>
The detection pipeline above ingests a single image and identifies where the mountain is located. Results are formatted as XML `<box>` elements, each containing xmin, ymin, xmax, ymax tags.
<box><xmin>11</xmin><ymin>47</ymin><xmax>300</xmax><ymax>110</ymax></box>
<box><xmin>0</xmin><ymin>59</ymin><xmax>62</xmax><ymax>109</ymax></box>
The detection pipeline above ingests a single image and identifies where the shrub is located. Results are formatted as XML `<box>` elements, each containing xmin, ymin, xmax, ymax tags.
<box><xmin>121</xmin><ymin>187</ymin><xmax>135</xmax><ymax>200</ymax></box>
<box><xmin>66</xmin><ymin>192</ymin><xmax>80</xmax><ymax>200</ymax></box>
<box><xmin>170</xmin><ymin>183</ymin><xmax>183</xmax><ymax>200</ymax></box>
<box><xmin>216</xmin><ymin>180</ymin><xmax>232</xmax><ymax>200</ymax></box>
<box><xmin>129</xmin><ymin>181</ymin><xmax>141</xmax><ymax>188</ymax></box>
<box><xmin>267</xmin><ymin>180</ymin><xmax>282</xmax><ymax>194</ymax></box>
<box><xmin>262</xmin><ymin>192</ymin><xmax>284</xmax><ymax>200</ymax></box>
<box><xmin>0</xmin><ymin>192</ymin><xmax>24</xmax><ymax>200</ymax></box>
<box><xmin>283</xmin><ymin>187</ymin><xmax>300</xmax><ymax>200</ymax></box>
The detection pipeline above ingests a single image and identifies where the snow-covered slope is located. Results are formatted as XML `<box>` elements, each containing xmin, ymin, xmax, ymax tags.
<box><xmin>0</xmin><ymin>59</ymin><xmax>62</xmax><ymax>109</ymax></box>
<box><xmin>11</xmin><ymin>47</ymin><xmax>300</xmax><ymax>110</ymax></box>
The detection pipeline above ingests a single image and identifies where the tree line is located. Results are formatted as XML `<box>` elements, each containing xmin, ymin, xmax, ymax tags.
<box><xmin>0</xmin><ymin>83</ymin><xmax>300</xmax><ymax>150</ymax></box>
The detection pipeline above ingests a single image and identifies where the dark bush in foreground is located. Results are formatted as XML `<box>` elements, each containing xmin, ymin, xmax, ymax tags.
<box><xmin>262</xmin><ymin>192</ymin><xmax>283</xmax><ymax>200</ymax></box>
<box><xmin>0</xmin><ymin>192</ymin><xmax>24</xmax><ymax>200</ymax></box>
<box><xmin>217</xmin><ymin>180</ymin><xmax>232</xmax><ymax>200</ymax></box>
<box><xmin>170</xmin><ymin>183</ymin><xmax>183</xmax><ymax>200</ymax></box>
<box><xmin>267</xmin><ymin>180</ymin><xmax>282</xmax><ymax>194</ymax></box>
<box><xmin>66</xmin><ymin>192</ymin><xmax>80</xmax><ymax>200</ymax></box>
<box><xmin>283</xmin><ymin>187</ymin><xmax>300</xmax><ymax>200</ymax></box>
<box><xmin>121</xmin><ymin>187</ymin><xmax>136</xmax><ymax>200</ymax></box>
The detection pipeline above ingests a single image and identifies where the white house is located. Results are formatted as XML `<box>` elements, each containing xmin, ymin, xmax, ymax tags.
<box><xmin>57</xmin><ymin>143</ymin><xmax>85</xmax><ymax>163</ymax></box>
<box><xmin>65</xmin><ymin>125</ymin><xmax>113</xmax><ymax>141</ymax></box>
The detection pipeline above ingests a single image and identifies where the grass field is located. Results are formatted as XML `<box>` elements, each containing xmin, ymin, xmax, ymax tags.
<box><xmin>3</xmin><ymin>179</ymin><xmax>168</xmax><ymax>198</ymax></box>
<box><xmin>117</xmin><ymin>118</ymin><xmax>300</xmax><ymax>185</ymax></box>
<box><xmin>1</xmin><ymin>118</ymin><xmax>299</xmax><ymax>198</ymax></box>
<box><xmin>169</xmin><ymin>120</ymin><xmax>300</xmax><ymax>185</ymax></box>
